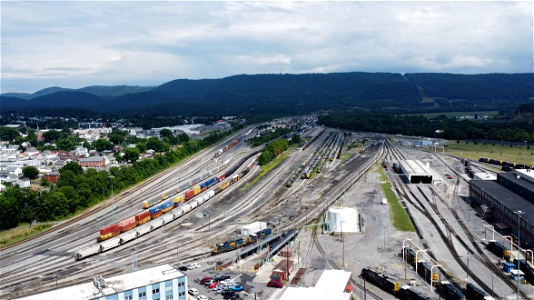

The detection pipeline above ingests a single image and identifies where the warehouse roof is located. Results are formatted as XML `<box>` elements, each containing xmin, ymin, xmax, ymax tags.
<box><xmin>79</xmin><ymin>156</ymin><xmax>105</xmax><ymax>162</ymax></box>
<box><xmin>400</xmin><ymin>160</ymin><xmax>429</xmax><ymax>174</ymax></box>
<box><xmin>278</xmin><ymin>287</ymin><xmax>350</xmax><ymax>300</ymax></box>
<box><xmin>471</xmin><ymin>180</ymin><xmax>534</xmax><ymax>225</ymax></box>
<box><xmin>315</xmin><ymin>270</ymin><xmax>352</xmax><ymax>292</ymax></box>
<box><xmin>14</xmin><ymin>264</ymin><xmax>184</xmax><ymax>300</ymax></box>
<box><xmin>498</xmin><ymin>171</ymin><xmax>534</xmax><ymax>194</ymax></box>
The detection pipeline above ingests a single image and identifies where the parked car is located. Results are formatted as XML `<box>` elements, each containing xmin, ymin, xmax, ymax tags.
<box><xmin>178</xmin><ymin>266</ymin><xmax>188</xmax><ymax>271</ymax></box>
<box><xmin>231</xmin><ymin>285</ymin><xmax>244</xmax><ymax>291</ymax></box>
<box><xmin>200</xmin><ymin>277</ymin><xmax>211</xmax><ymax>284</ymax></box>
<box><xmin>198</xmin><ymin>296</ymin><xmax>208</xmax><ymax>300</ymax></box>
<box><xmin>204</xmin><ymin>279</ymin><xmax>214</xmax><ymax>286</ymax></box>
<box><xmin>186</xmin><ymin>262</ymin><xmax>200</xmax><ymax>269</ymax></box>
<box><xmin>209</xmin><ymin>282</ymin><xmax>219</xmax><ymax>289</ymax></box>
<box><xmin>222</xmin><ymin>290</ymin><xmax>236</xmax><ymax>299</ymax></box>
<box><xmin>230</xmin><ymin>294</ymin><xmax>240</xmax><ymax>300</ymax></box>
<box><xmin>215</xmin><ymin>286</ymin><xmax>225</xmax><ymax>294</ymax></box>
<box><xmin>188</xmin><ymin>288</ymin><xmax>198</xmax><ymax>295</ymax></box>
<box><xmin>216</xmin><ymin>275</ymin><xmax>231</xmax><ymax>282</ymax></box>
<box><xmin>267</xmin><ymin>279</ymin><xmax>283</xmax><ymax>288</ymax></box>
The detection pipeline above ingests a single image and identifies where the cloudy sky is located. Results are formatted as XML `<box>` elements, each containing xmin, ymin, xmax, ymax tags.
<box><xmin>1</xmin><ymin>1</ymin><xmax>532</xmax><ymax>93</ymax></box>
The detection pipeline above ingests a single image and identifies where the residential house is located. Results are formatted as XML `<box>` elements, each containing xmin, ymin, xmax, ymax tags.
<box><xmin>5</xmin><ymin>166</ymin><xmax>23</xmax><ymax>177</ymax></box>
<box><xmin>78</xmin><ymin>156</ymin><xmax>107</xmax><ymax>167</ymax></box>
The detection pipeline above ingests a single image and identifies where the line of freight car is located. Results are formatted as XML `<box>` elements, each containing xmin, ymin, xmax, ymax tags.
<box><xmin>289</xmin><ymin>133</ymin><xmax>331</xmax><ymax>184</ymax></box>
<box><xmin>212</xmin><ymin>228</ymin><xmax>272</xmax><ymax>254</ymax></box>
<box><xmin>141</xmin><ymin>160</ymin><xmax>230</xmax><ymax>209</ymax></box>
<box><xmin>298</xmin><ymin>133</ymin><xmax>334</xmax><ymax>180</ymax></box>
<box><xmin>479</xmin><ymin>157</ymin><xmax>532</xmax><ymax>170</ymax></box>
<box><xmin>214</xmin><ymin>134</ymin><xmax>247</xmax><ymax>158</ymax></box>
<box><xmin>302</xmin><ymin>129</ymin><xmax>325</xmax><ymax>151</ymax></box>
<box><xmin>513</xmin><ymin>258</ymin><xmax>534</xmax><ymax>285</ymax></box>
<box><xmin>463</xmin><ymin>283</ymin><xmax>495</xmax><ymax>300</ymax></box>
<box><xmin>404</xmin><ymin>248</ymin><xmax>438</xmax><ymax>284</ymax></box>
<box><xmin>76</xmin><ymin>158</ymin><xmax>258</xmax><ymax>260</ymax></box>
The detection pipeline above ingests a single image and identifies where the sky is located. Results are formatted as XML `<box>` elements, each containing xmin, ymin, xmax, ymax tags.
<box><xmin>1</xmin><ymin>1</ymin><xmax>533</xmax><ymax>93</ymax></box>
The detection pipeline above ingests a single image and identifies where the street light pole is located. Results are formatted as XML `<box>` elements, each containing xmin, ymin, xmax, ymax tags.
<box><xmin>403</xmin><ymin>238</ymin><xmax>413</xmax><ymax>280</ymax></box>
<box><xmin>415</xmin><ymin>249</ymin><xmax>428</xmax><ymax>275</ymax></box>
<box><xmin>515</xmin><ymin>210</ymin><xmax>525</xmax><ymax>299</ymax></box>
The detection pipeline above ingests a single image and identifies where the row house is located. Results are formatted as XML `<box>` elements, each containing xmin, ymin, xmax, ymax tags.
<box><xmin>78</xmin><ymin>156</ymin><xmax>108</xmax><ymax>167</ymax></box>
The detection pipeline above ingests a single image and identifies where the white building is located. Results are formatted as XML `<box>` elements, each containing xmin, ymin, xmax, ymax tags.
<box><xmin>278</xmin><ymin>270</ymin><xmax>353</xmax><ymax>300</ymax></box>
<box><xmin>14</xmin><ymin>264</ymin><xmax>188</xmax><ymax>300</ymax></box>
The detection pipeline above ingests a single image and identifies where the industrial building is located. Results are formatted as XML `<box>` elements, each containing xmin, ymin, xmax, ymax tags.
<box><xmin>326</xmin><ymin>207</ymin><xmax>360</xmax><ymax>233</ymax></box>
<box><xmin>278</xmin><ymin>269</ymin><xmax>352</xmax><ymax>300</ymax></box>
<box><xmin>399</xmin><ymin>160</ymin><xmax>433</xmax><ymax>184</ymax></box>
<box><xmin>14</xmin><ymin>264</ymin><xmax>187</xmax><ymax>300</ymax></box>
<box><xmin>470</xmin><ymin>169</ymin><xmax>534</xmax><ymax>248</ymax></box>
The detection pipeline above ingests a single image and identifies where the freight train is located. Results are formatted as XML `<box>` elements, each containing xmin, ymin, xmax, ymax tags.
<box><xmin>463</xmin><ymin>283</ymin><xmax>495</xmax><ymax>300</ymax></box>
<box><xmin>212</xmin><ymin>228</ymin><xmax>272</xmax><ymax>254</ymax></box>
<box><xmin>75</xmin><ymin>156</ymin><xmax>259</xmax><ymax>261</ymax></box>
<box><xmin>404</xmin><ymin>248</ymin><xmax>438</xmax><ymax>284</ymax></box>
<box><xmin>361</xmin><ymin>267</ymin><xmax>438</xmax><ymax>300</ymax></box>
<box><xmin>487</xmin><ymin>240</ymin><xmax>510</xmax><ymax>259</ymax></box>
<box><xmin>513</xmin><ymin>259</ymin><xmax>534</xmax><ymax>285</ymax></box>
<box><xmin>479</xmin><ymin>157</ymin><xmax>532</xmax><ymax>171</ymax></box>
<box><xmin>438</xmin><ymin>281</ymin><xmax>466</xmax><ymax>300</ymax></box>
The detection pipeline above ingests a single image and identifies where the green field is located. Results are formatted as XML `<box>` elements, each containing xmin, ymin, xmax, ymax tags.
<box><xmin>0</xmin><ymin>224</ymin><xmax>52</xmax><ymax>248</ymax></box>
<box><xmin>244</xmin><ymin>144</ymin><xmax>298</xmax><ymax>189</ymax></box>
<box><xmin>405</xmin><ymin>111</ymin><xmax>499</xmax><ymax>119</ymax></box>
<box><xmin>443</xmin><ymin>141</ymin><xmax>534</xmax><ymax>165</ymax></box>
<box><xmin>375</xmin><ymin>167</ymin><xmax>416</xmax><ymax>232</ymax></box>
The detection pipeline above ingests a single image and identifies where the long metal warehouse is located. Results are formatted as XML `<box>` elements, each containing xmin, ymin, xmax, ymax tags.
<box><xmin>399</xmin><ymin>160</ymin><xmax>432</xmax><ymax>184</ymax></box>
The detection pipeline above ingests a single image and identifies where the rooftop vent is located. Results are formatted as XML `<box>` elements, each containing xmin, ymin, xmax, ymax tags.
<box><xmin>93</xmin><ymin>276</ymin><xmax>106</xmax><ymax>289</ymax></box>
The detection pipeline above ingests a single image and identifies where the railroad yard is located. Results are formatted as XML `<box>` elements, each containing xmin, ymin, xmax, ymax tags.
<box><xmin>2</xmin><ymin>119</ymin><xmax>534</xmax><ymax>300</ymax></box>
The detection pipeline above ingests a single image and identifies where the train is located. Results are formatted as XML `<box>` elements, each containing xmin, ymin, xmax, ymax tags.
<box><xmin>383</xmin><ymin>159</ymin><xmax>388</xmax><ymax>168</ymax></box>
<box><xmin>479</xmin><ymin>157</ymin><xmax>532</xmax><ymax>170</ymax></box>
<box><xmin>75</xmin><ymin>156</ymin><xmax>259</xmax><ymax>261</ymax></box>
<box><xmin>404</xmin><ymin>248</ymin><xmax>438</xmax><ymax>284</ymax></box>
<box><xmin>487</xmin><ymin>240</ymin><xmax>510</xmax><ymax>259</ymax></box>
<box><xmin>438</xmin><ymin>281</ymin><xmax>466</xmax><ymax>300</ymax></box>
<box><xmin>360</xmin><ymin>267</ymin><xmax>438</xmax><ymax>300</ymax></box>
<box><xmin>463</xmin><ymin>283</ymin><xmax>495</xmax><ymax>300</ymax></box>
<box><xmin>513</xmin><ymin>259</ymin><xmax>534</xmax><ymax>285</ymax></box>
<box><xmin>212</xmin><ymin>228</ymin><xmax>272</xmax><ymax>254</ymax></box>
<box><xmin>214</xmin><ymin>136</ymin><xmax>245</xmax><ymax>158</ymax></box>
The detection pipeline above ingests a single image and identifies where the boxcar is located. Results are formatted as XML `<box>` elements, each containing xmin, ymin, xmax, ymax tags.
<box><xmin>118</xmin><ymin>217</ymin><xmax>136</xmax><ymax>232</ymax></box>
<box><xmin>149</xmin><ymin>205</ymin><xmax>163</xmax><ymax>219</ymax></box>
<box><xmin>220</xmin><ymin>181</ymin><xmax>230</xmax><ymax>191</ymax></box>
<box><xmin>99</xmin><ymin>224</ymin><xmax>120</xmax><ymax>241</ymax></box>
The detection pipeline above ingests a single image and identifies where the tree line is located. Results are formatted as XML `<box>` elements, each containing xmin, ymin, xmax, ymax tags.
<box><xmin>318</xmin><ymin>112</ymin><xmax>534</xmax><ymax>143</ymax></box>
<box><xmin>0</xmin><ymin>124</ymin><xmax>244</xmax><ymax>230</ymax></box>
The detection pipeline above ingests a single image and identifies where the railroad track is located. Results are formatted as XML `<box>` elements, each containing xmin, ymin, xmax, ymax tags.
<box><xmin>386</xmin><ymin>142</ymin><xmax>525</xmax><ymax>299</ymax></box>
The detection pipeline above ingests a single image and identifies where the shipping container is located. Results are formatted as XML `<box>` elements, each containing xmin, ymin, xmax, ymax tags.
<box><xmin>220</xmin><ymin>181</ymin><xmax>230</xmax><ymax>191</ymax></box>
<box><xmin>149</xmin><ymin>205</ymin><xmax>163</xmax><ymax>219</ymax></box>
<box><xmin>118</xmin><ymin>217</ymin><xmax>136</xmax><ymax>232</ymax></box>
<box><xmin>217</xmin><ymin>174</ymin><xmax>226</xmax><ymax>182</ymax></box>
<box><xmin>200</xmin><ymin>182</ymin><xmax>208</xmax><ymax>192</ymax></box>
<box><xmin>99</xmin><ymin>238</ymin><xmax>121</xmax><ymax>252</ymax></box>
<box><xmin>135</xmin><ymin>211</ymin><xmax>151</xmax><ymax>225</ymax></box>
<box><xmin>99</xmin><ymin>224</ymin><xmax>120</xmax><ymax>241</ymax></box>
<box><xmin>120</xmin><ymin>230</ymin><xmax>137</xmax><ymax>245</ymax></box>
<box><xmin>193</xmin><ymin>185</ymin><xmax>201</xmax><ymax>195</ymax></box>
<box><xmin>75</xmin><ymin>244</ymin><xmax>100</xmax><ymax>260</ymax></box>
<box><xmin>161</xmin><ymin>200</ymin><xmax>173</xmax><ymax>213</ymax></box>
<box><xmin>173</xmin><ymin>195</ymin><xmax>185</xmax><ymax>207</ymax></box>
<box><xmin>185</xmin><ymin>189</ymin><xmax>195</xmax><ymax>200</ymax></box>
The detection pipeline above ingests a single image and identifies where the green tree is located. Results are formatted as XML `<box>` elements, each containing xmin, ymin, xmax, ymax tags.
<box><xmin>92</xmin><ymin>139</ymin><xmax>114</xmax><ymax>151</ymax></box>
<box><xmin>178</xmin><ymin>133</ymin><xmax>190</xmax><ymax>144</ymax></box>
<box><xmin>56</xmin><ymin>136</ymin><xmax>76</xmax><ymax>151</ymax></box>
<box><xmin>42</xmin><ymin>130</ymin><xmax>62</xmax><ymax>142</ymax></box>
<box><xmin>41</xmin><ymin>177</ymin><xmax>50</xmax><ymax>187</ymax></box>
<box><xmin>108</xmin><ymin>133</ymin><xmax>124</xmax><ymax>145</ymax></box>
<box><xmin>60</xmin><ymin>161</ymin><xmax>84</xmax><ymax>176</ymax></box>
<box><xmin>160</xmin><ymin>129</ymin><xmax>174</xmax><ymax>139</ymax></box>
<box><xmin>136</xmin><ymin>142</ymin><xmax>147</xmax><ymax>153</ymax></box>
<box><xmin>22</xmin><ymin>166</ymin><xmax>39</xmax><ymax>179</ymax></box>
<box><xmin>0</xmin><ymin>127</ymin><xmax>20</xmax><ymax>141</ymax></box>
<box><xmin>124</xmin><ymin>147</ymin><xmax>140</xmax><ymax>162</ymax></box>
<box><xmin>26</xmin><ymin>128</ymin><xmax>37</xmax><ymax>145</ymax></box>
<box><xmin>291</xmin><ymin>134</ymin><xmax>302</xmax><ymax>144</ymax></box>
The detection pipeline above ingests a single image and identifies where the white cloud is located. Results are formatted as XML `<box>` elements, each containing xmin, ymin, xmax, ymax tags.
<box><xmin>0</xmin><ymin>1</ymin><xmax>532</xmax><ymax>93</ymax></box>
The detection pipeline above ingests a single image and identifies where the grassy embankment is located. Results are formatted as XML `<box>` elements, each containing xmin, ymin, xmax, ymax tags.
<box><xmin>0</xmin><ymin>224</ymin><xmax>52</xmax><ymax>248</ymax></box>
<box><xmin>244</xmin><ymin>144</ymin><xmax>298</xmax><ymax>189</ymax></box>
<box><xmin>442</xmin><ymin>141</ymin><xmax>534</xmax><ymax>165</ymax></box>
<box><xmin>374</xmin><ymin>167</ymin><xmax>416</xmax><ymax>232</ymax></box>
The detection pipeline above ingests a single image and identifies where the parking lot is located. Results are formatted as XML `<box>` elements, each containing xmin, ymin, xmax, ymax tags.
<box><xmin>183</xmin><ymin>263</ymin><xmax>285</xmax><ymax>300</ymax></box>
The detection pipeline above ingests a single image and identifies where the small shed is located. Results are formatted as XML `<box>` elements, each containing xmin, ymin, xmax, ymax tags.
<box><xmin>45</xmin><ymin>172</ymin><xmax>60</xmax><ymax>184</ymax></box>
<box><xmin>272</xmin><ymin>259</ymin><xmax>294</xmax><ymax>281</ymax></box>
<box><xmin>280</xmin><ymin>247</ymin><xmax>292</xmax><ymax>258</ymax></box>
<box><xmin>503</xmin><ymin>262</ymin><xmax>516</xmax><ymax>273</ymax></box>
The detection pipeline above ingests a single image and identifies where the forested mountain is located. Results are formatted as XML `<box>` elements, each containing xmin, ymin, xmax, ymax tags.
<box><xmin>1</xmin><ymin>72</ymin><xmax>532</xmax><ymax>117</ymax></box>
<box><xmin>1</xmin><ymin>85</ymin><xmax>153</xmax><ymax>100</ymax></box>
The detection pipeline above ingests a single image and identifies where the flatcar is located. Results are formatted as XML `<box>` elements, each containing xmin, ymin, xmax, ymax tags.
<box><xmin>463</xmin><ymin>283</ymin><xmax>495</xmax><ymax>300</ymax></box>
<box><xmin>439</xmin><ymin>281</ymin><xmax>466</xmax><ymax>300</ymax></box>
<box><xmin>487</xmin><ymin>240</ymin><xmax>510</xmax><ymax>259</ymax></box>
<box><xmin>361</xmin><ymin>267</ymin><xmax>399</xmax><ymax>293</ymax></box>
